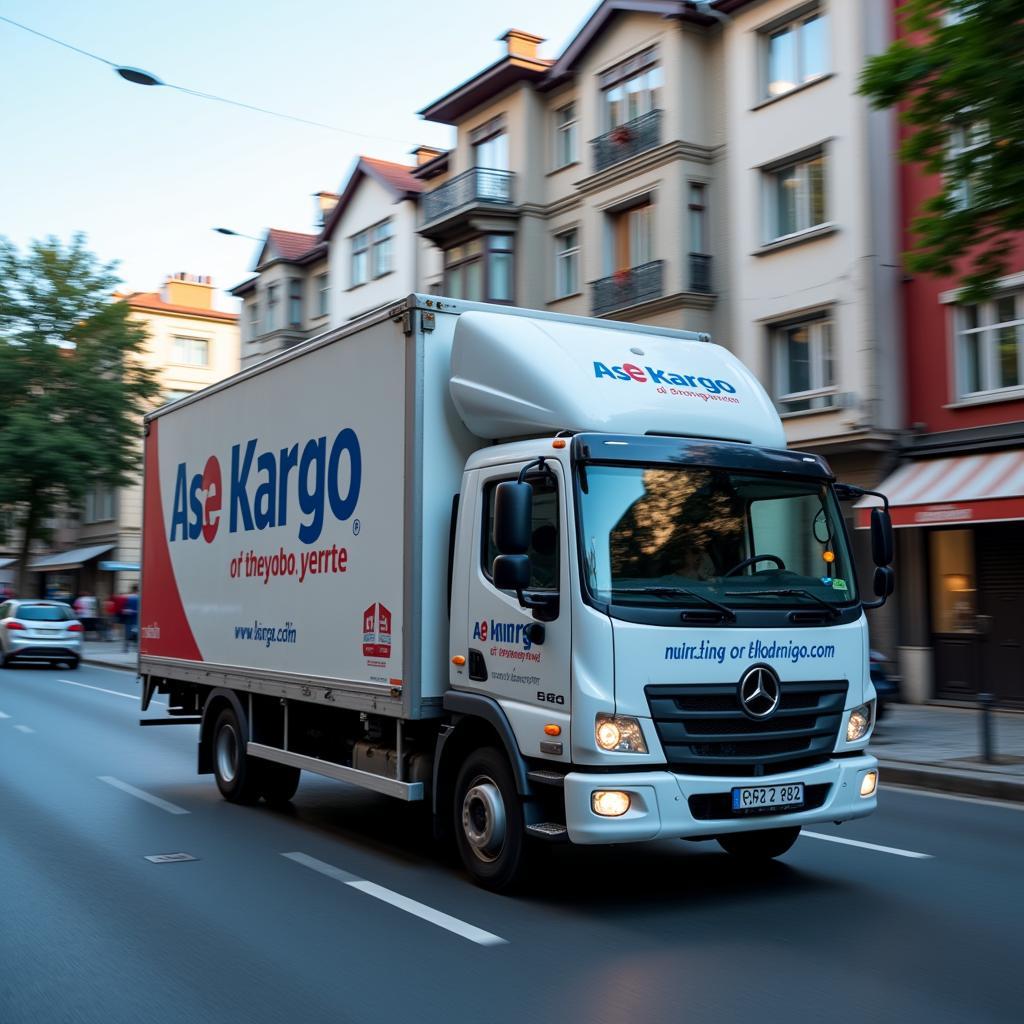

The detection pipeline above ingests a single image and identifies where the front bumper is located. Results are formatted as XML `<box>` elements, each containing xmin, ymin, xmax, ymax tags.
<box><xmin>563</xmin><ymin>755</ymin><xmax>877</xmax><ymax>844</ymax></box>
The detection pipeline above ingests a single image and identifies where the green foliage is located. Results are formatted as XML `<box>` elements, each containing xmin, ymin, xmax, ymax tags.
<box><xmin>860</xmin><ymin>0</ymin><xmax>1024</xmax><ymax>300</ymax></box>
<box><xmin>0</xmin><ymin>235</ymin><xmax>159</xmax><ymax>579</ymax></box>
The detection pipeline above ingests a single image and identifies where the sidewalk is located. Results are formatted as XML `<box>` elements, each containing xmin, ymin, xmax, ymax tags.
<box><xmin>871</xmin><ymin>703</ymin><xmax>1024</xmax><ymax>802</ymax></box>
<box><xmin>79</xmin><ymin>641</ymin><xmax>1023</xmax><ymax>801</ymax></box>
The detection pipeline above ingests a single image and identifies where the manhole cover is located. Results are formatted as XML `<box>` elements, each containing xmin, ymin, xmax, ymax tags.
<box><xmin>144</xmin><ymin>853</ymin><xmax>198</xmax><ymax>863</ymax></box>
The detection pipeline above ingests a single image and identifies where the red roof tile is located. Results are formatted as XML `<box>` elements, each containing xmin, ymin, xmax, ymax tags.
<box><xmin>266</xmin><ymin>228</ymin><xmax>321</xmax><ymax>261</ymax></box>
<box><xmin>122</xmin><ymin>292</ymin><xmax>239</xmax><ymax>321</ymax></box>
<box><xmin>360</xmin><ymin>157</ymin><xmax>424</xmax><ymax>195</ymax></box>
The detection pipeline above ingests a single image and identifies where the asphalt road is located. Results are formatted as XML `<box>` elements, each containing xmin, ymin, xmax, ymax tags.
<box><xmin>2</xmin><ymin>662</ymin><xmax>1022</xmax><ymax>1024</ymax></box>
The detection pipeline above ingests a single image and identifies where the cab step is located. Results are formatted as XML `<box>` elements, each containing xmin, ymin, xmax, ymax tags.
<box><xmin>527</xmin><ymin>770</ymin><xmax>566</xmax><ymax>788</ymax></box>
<box><xmin>526</xmin><ymin>822</ymin><xmax>568</xmax><ymax>841</ymax></box>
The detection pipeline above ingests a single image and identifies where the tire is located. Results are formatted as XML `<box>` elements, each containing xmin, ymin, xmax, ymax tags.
<box><xmin>65</xmin><ymin>657</ymin><xmax>80</xmax><ymax>670</ymax></box>
<box><xmin>453</xmin><ymin>746</ymin><xmax>529</xmax><ymax>892</ymax></box>
<box><xmin>256</xmin><ymin>761</ymin><xmax>301</xmax><ymax>805</ymax></box>
<box><xmin>717</xmin><ymin>826</ymin><xmax>801</xmax><ymax>861</ymax></box>
<box><xmin>212</xmin><ymin>705</ymin><xmax>262</xmax><ymax>804</ymax></box>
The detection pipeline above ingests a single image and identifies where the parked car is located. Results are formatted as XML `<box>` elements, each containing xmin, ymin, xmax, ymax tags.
<box><xmin>870</xmin><ymin>649</ymin><xmax>900</xmax><ymax>720</ymax></box>
<box><xmin>0</xmin><ymin>600</ymin><xmax>82</xmax><ymax>669</ymax></box>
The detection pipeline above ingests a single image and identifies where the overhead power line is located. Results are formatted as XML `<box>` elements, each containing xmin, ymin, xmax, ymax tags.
<box><xmin>0</xmin><ymin>14</ymin><xmax>419</xmax><ymax>146</ymax></box>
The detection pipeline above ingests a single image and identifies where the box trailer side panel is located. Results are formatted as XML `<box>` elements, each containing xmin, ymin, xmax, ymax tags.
<box><xmin>140</xmin><ymin>315</ymin><xmax>411</xmax><ymax>693</ymax></box>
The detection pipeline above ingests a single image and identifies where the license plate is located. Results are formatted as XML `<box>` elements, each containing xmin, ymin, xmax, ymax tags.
<box><xmin>731</xmin><ymin>783</ymin><xmax>804</xmax><ymax>812</ymax></box>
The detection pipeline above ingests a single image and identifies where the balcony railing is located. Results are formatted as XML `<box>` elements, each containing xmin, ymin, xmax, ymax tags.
<box><xmin>421</xmin><ymin>167</ymin><xmax>515</xmax><ymax>224</ymax></box>
<box><xmin>592</xmin><ymin>261</ymin><xmax>664</xmax><ymax>316</ymax></box>
<box><xmin>689</xmin><ymin>252</ymin><xmax>712</xmax><ymax>294</ymax></box>
<box><xmin>591</xmin><ymin>110</ymin><xmax>662</xmax><ymax>173</ymax></box>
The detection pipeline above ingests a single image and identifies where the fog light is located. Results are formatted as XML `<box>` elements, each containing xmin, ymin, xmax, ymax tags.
<box><xmin>592</xmin><ymin>790</ymin><xmax>631</xmax><ymax>817</ymax></box>
<box><xmin>595</xmin><ymin>714</ymin><xmax>648</xmax><ymax>753</ymax></box>
<box><xmin>847</xmin><ymin>704</ymin><xmax>872</xmax><ymax>742</ymax></box>
<box><xmin>860</xmin><ymin>770</ymin><xmax>878</xmax><ymax>797</ymax></box>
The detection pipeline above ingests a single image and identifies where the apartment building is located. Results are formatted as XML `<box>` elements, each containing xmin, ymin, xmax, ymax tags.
<box><xmin>30</xmin><ymin>275</ymin><xmax>239</xmax><ymax>600</ymax></box>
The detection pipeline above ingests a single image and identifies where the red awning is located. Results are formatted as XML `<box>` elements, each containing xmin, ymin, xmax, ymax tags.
<box><xmin>855</xmin><ymin>450</ymin><xmax>1024</xmax><ymax>528</ymax></box>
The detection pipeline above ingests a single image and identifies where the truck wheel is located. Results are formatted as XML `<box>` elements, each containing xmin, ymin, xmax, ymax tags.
<box><xmin>717</xmin><ymin>826</ymin><xmax>801</xmax><ymax>861</ymax></box>
<box><xmin>257</xmin><ymin>761</ymin><xmax>301</xmax><ymax>805</ymax></box>
<box><xmin>454</xmin><ymin>747</ymin><xmax>529</xmax><ymax>892</ymax></box>
<box><xmin>212</xmin><ymin>706</ymin><xmax>261</xmax><ymax>804</ymax></box>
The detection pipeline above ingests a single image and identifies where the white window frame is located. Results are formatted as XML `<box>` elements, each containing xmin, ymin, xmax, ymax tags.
<box><xmin>761</xmin><ymin>7</ymin><xmax>829</xmax><ymax>100</ymax></box>
<box><xmin>762</xmin><ymin>149</ymin><xmax>827</xmax><ymax>243</ymax></box>
<box><xmin>948</xmin><ymin>119</ymin><xmax>987</xmax><ymax>211</ymax></box>
<box><xmin>771</xmin><ymin>313</ymin><xmax>836</xmax><ymax>413</ymax></box>
<box><xmin>265</xmin><ymin>284</ymin><xmax>279</xmax><ymax>332</ymax></box>
<box><xmin>248</xmin><ymin>298</ymin><xmax>260</xmax><ymax>339</ymax></box>
<box><xmin>554</xmin><ymin>228</ymin><xmax>579</xmax><ymax>299</ymax></box>
<box><xmin>954</xmin><ymin>292</ymin><xmax>1024</xmax><ymax>400</ymax></box>
<box><xmin>170</xmin><ymin>335</ymin><xmax>209</xmax><ymax>367</ymax></box>
<box><xmin>351</xmin><ymin>232</ymin><xmax>369</xmax><ymax>287</ymax></box>
<box><xmin>316</xmin><ymin>273</ymin><xmax>329</xmax><ymax>318</ymax></box>
<box><xmin>288</xmin><ymin>277</ymin><xmax>303</xmax><ymax>328</ymax></box>
<box><xmin>83</xmin><ymin>485</ymin><xmax>115</xmax><ymax>524</ymax></box>
<box><xmin>554</xmin><ymin>102</ymin><xmax>577</xmax><ymax>169</ymax></box>
<box><xmin>371</xmin><ymin>220</ymin><xmax>394</xmax><ymax>279</ymax></box>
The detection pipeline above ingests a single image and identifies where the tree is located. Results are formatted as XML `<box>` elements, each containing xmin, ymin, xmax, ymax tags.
<box><xmin>860</xmin><ymin>0</ymin><xmax>1024</xmax><ymax>299</ymax></box>
<box><xmin>0</xmin><ymin>234</ymin><xmax>159</xmax><ymax>596</ymax></box>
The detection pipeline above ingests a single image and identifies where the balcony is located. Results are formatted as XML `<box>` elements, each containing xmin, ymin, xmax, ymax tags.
<box><xmin>592</xmin><ymin>261</ymin><xmax>664</xmax><ymax>316</ymax></box>
<box><xmin>689</xmin><ymin>253</ymin><xmax>712</xmax><ymax>294</ymax></box>
<box><xmin>420</xmin><ymin>168</ymin><xmax>517</xmax><ymax>245</ymax></box>
<box><xmin>591</xmin><ymin>110</ymin><xmax>662</xmax><ymax>173</ymax></box>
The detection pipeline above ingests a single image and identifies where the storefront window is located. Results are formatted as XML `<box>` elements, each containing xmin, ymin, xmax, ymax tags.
<box><xmin>929</xmin><ymin>529</ymin><xmax>976</xmax><ymax>633</ymax></box>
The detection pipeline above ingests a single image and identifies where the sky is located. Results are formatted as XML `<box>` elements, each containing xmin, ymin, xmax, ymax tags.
<box><xmin>0</xmin><ymin>0</ymin><xmax>591</xmax><ymax>310</ymax></box>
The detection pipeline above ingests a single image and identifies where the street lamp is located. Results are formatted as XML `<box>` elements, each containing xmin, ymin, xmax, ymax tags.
<box><xmin>213</xmin><ymin>228</ymin><xmax>264</xmax><ymax>241</ymax></box>
<box><xmin>114</xmin><ymin>66</ymin><xmax>163</xmax><ymax>87</ymax></box>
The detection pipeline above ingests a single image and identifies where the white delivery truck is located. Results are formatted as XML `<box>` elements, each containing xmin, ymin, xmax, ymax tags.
<box><xmin>138</xmin><ymin>295</ymin><xmax>894</xmax><ymax>889</ymax></box>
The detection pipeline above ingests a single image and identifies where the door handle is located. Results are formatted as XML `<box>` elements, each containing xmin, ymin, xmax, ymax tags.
<box><xmin>468</xmin><ymin>649</ymin><xmax>488</xmax><ymax>682</ymax></box>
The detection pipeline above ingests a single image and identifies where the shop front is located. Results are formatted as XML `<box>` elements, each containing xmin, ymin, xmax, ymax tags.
<box><xmin>858</xmin><ymin>449</ymin><xmax>1024</xmax><ymax>706</ymax></box>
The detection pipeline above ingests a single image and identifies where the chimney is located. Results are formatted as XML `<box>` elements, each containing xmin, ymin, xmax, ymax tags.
<box><xmin>500</xmin><ymin>29</ymin><xmax>545</xmax><ymax>61</ymax></box>
<box><xmin>314</xmin><ymin>191</ymin><xmax>340</xmax><ymax>227</ymax></box>
<box><xmin>412</xmin><ymin>145</ymin><xmax>445</xmax><ymax>167</ymax></box>
<box><xmin>163</xmin><ymin>273</ymin><xmax>215</xmax><ymax>309</ymax></box>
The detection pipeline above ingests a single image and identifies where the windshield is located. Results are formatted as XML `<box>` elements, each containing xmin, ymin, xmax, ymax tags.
<box><xmin>17</xmin><ymin>604</ymin><xmax>72</xmax><ymax>621</ymax></box>
<box><xmin>577</xmin><ymin>463</ymin><xmax>857</xmax><ymax>608</ymax></box>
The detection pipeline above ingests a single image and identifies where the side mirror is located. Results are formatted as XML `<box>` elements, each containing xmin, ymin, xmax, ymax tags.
<box><xmin>873</xmin><ymin>565</ymin><xmax>895</xmax><ymax>599</ymax></box>
<box><xmin>493</xmin><ymin>554</ymin><xmax>530</xmax><ymax>593</ymax></box>
<box><xmin>870</xmin><ymin>507</ymin><xmax>894</xmax><ymax>567</ymax></box>
<box><xmin>493</xmin><ymin>482</ymin><xmax>532</xmax><ymax>555</ymax></box>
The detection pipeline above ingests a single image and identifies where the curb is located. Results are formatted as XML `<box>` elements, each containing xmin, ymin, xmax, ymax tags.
<box><xmin>879</xmin><ymin>760</ymin><xmax>1024</xmax><ymax>803</ymax></box>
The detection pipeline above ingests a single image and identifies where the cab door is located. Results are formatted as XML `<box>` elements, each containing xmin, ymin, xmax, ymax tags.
<box><xmin>461</xmin><ymin>461</ymin><xmax>572</xmax><ymax>761</ymax></box>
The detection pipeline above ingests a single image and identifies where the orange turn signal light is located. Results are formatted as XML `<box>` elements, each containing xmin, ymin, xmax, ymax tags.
<box><xmin>544</xmin><ymin>724</ymin><xmax>561</xmax><ymax>736</ymax></box>
<box><xmin>552</xmin><ymin>439</ymin><xmax>566</xmax><ymax>449</ymax></box>
<box><xmin>451</xmin><ymin>655</ymin><xmax>466</xmax><ymax>666</ymax></box>
<box><xmin>823</xmin><ymin>550</ymin><xmax>836</xmax><ymax>564</ymax></box>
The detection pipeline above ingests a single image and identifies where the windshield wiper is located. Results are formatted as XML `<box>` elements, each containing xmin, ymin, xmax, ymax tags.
<box><xmin>724</xmin><ymin>588</ymin><xmax>841</xmax><ymax>618</ymax></box>
<box><xmin>612</xmin><ymin>587</ymin><xmax>736</xmax><ymax>621</ymax></box>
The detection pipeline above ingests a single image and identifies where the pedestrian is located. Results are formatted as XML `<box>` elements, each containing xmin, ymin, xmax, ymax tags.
<box><xmin>102</xmin><ymin>594</ymin><xmax>117</xmax><ymax>642</ymax></box>
<box><xmin>122</xmin><ymin>584</ymin><xmax>139</xmax><ymax>652</ymax></box>
<box><xmin>73</xmin><ymin>591</ymin><xmax>99</xmax><ymax>637</ymax></box>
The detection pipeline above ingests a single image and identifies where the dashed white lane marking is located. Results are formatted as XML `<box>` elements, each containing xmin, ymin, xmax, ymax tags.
<box><xmin>0</xmin><ymin>710</ymin><xmax>9</xmax><ymax>718</ymax></box>
<box><xmin>883</xmin><ymin>784</ymin><xmax>1024</xmax><ymax>813</ymax></box>
<box><xmin>98</xmin><ymin>776</ymin><xmax>189</xmax><ymax>815</ymax></box>
<box><xmin>58</xmin><ymin>678</ymin><xmax>165</xmax><ymax>705</ymax></box>
<box><xmin>14</xmin><ymin>724</ymin><xmax>34</xmax><ymax>733</ymax></box>
<box><xmin>282</xmin><ymin>852</ymin><xmax>507</xmax><ymax>947</ymax></box>
<box><xmin>803</xmin><ymin>831</ymin><xmax>932</xmax><ymax>859</ymax></box>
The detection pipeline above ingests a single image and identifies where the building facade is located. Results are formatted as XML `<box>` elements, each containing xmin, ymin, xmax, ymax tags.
<box><xmin>31</xmin><ymin>275</ymin><xmax>239</xmax><ymax>601</ymax></box>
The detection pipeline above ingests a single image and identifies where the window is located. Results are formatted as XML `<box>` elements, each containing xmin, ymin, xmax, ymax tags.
<box><xmin>83</xmin><ymin>485</ymin><xmax>115</xmax><ymax>524</ymax></box>
<box><xmin>371</xmin><ymin>220</ymin><xmax>393</xmax><ymax>278</ymax></box>
<box><xmin>689</xmin><ymin>182</ymin><xmax>708</xmax><ymax>254</ymax></box>
<box><xmin>763</xmin><ymin>9</ymin><xmax>828</xmax><ymax>99</ymax></box>
<box><xmin>929</xmin><ymin>530</ymin><xmax>977</xmax><ymax>633</ymax></box>
<box><xmin>473</xmin><ymin>131</ymin><xmax>509</xmax><ymax>171</ymax></box>
<box><xmin>265</xmin><ymin>284</ymin><xmax>279</xmax><ymax>332</ymax></box>
<box><xmin>444</xmin><ymin>235</ymin><xmax>515</xmax><ymax>304</ymax></box>
<box><xmin>483</xmin><ymin>475</ymin><xmax>559</xmax><ymax>592</ymax></box>
<box><xmin>171</xmin><ymin>335</ymin><xmax>209</xmax><ymax>366</ymax></box>
<box><xmin>162</xmin><ymin>389</ymin><xmax>192</xmax><ymax>407</ymax></box>
<box><xmin>601</xmin><ymin>48</ymin><xmax>662</xmax><ymax>128</ymax></box>
<box><xmin>764</xmin><ymin>150</ymin><xmax>826</xmax><ymax>241</ymax></box>
<box><xmin>554</xmin><ymin>230</ymin><xmax>579</xmax><ymax>299</ymax></box>
<box><xmin>555</xmin><ymin>103</ymin><xmax>577</xmax><ymax>168</ymax></box>
<box><xmin>955</xmin><ymin>292</ymin><xmax>1023</xmax><ymax>398</ymax></box>
<box><xmin>771</xmin><ymin>314</ymin><xmax>835</xmax><ymax>412</ymax></box>
<box><xmin>609</xmin><ymin>201</ymin><xmax>653</xmax><ymax>272</ymax></box>
<box><xmin>316</xmin><ymin>273</ymin><xmax>329</xmax><ymax>318</ymax></box>
<box><xmin>351</xmin><ymin>231</ymin><xmax>369</xmax><ymax>287</ymax></box>
<box><xmin>248</xmin><ymin>299</ymin><xmax>260</xmax><ymax>340</ymax></box>
<box><xmin>288</xmin><ymin>278</ymin><xmax>303</xmax><ymax>328</ymax></box>
<box><xmin>948</xmin><ymin>120</ymin><xmax>987</xmax><ymax>210</ymax></box>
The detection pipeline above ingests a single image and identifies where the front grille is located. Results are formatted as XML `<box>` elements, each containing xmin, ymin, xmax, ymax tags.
<box><xmin>688</xmin><ymin>783</ymin><xmax>832</xmax><ymax>821</ymax></box>
<box><xmin>646</xmin><ymin>679</ymin><xmax>848</xmax><ymax>777</ymax></box>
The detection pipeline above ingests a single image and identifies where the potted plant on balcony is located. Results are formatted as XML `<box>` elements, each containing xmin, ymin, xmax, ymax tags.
<box><xmin>610</xmin><ymin>124</ymin><xmax>633</xmax><ymax>145</ymax></box>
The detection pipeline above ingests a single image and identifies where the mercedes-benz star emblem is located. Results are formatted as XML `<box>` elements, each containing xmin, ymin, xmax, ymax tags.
<box><xmin>739</xmin><ymin>665</ymin><xmax>781</xmax><ymax>719</ymax></box>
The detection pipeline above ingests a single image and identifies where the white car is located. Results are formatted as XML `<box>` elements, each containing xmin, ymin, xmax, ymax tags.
<box><xmin>0</xmin><ymin>600</ymin><xmax>83</xmax><ymax>669</ymax></box>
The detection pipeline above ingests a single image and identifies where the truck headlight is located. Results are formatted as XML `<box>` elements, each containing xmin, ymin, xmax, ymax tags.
<box><xmin>847</xmin><ymin>703</ymin><xmax>873</xmax><ymax>742</ymax></box>
<box><xmin>595</xmin><ymin>714</ymin><xmax>648</xmax><ymax>753</ymax></box>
